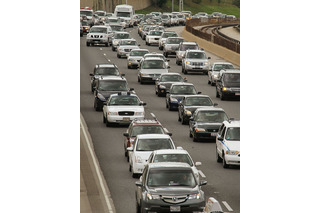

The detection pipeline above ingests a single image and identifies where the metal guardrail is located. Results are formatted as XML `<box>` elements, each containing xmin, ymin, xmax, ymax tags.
<box><xmin>185</xmin><ymin>18</ymin><xmax>240</xmax><ymax>54</ymax></box>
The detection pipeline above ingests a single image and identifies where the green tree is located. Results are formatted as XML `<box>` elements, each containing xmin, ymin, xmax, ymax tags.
<box><xmin>233</xmin><ymin>0</ymin><xmax>240</xmax><ymax>8</ymax></box>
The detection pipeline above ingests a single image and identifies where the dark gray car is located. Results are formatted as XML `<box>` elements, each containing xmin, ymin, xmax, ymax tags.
<box><xmin>135</xmin><ymin>162</ymin><xmax>207</xmax><ymax>213</ymax></box>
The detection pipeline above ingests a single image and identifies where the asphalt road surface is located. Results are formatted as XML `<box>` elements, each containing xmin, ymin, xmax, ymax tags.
<box><xmin>80</xmin><ymin>25</ymin><xmax>240</xmax><ymax>213</ymax></box>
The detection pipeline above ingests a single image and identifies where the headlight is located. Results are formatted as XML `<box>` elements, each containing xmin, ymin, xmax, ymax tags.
<box><xmin>170</xmin><ymin>97</ymin><xmax>178</xmax><ymax>102</ymax></box>
<box><xmin>186</xmin><ymin>61</ymin><xmax>191</xmax><ymax>65</ymax></box>
<box><xmin>184</xmin><ymin>110</ymin><xmax>192</xmax><ymax>116</ymax></box>
<box><xmin>147</xmin><ymin>193</ymin><xmax>160</xmax><ymax>200</ymax></box>
<box><xmin>118</xmin><ymin>48</ymin><xmax>124</xmax><ymax>52</ymax></box>
<box><xmin>226</xmin><ymin>150</ymin><xmax>239</xmax><ymax>155</ymax></box>
<box><xmin>213</xmin><ymin>74</ymin><xmax>219</xmax><ymax>78</ymax></box>
<box><xmin>222</xmin><ymin>87</ymin><xmax>230</xmax><ymax>91</ymax></box>
<box><xmin>189</xmin><ymin>193</ymin><xmax>200</xmax><ymax>199</ymax></box>
<box><xmin>159</xmin><ymin>85</ymin><xmax>166</xmax><ymax>89</ymax></box>
<box><xmin>128</xmin><ymin>58</ymin><xmax>134</xmax><ymax>61</ymax></box>
<box><xmin>97</xmin><ymin>93</ymin><xmax>106</xmax><ymax>101</ymax></box>
<box><xmin>204</xmin><ymin>62</ymin><xmax>209</xmax><ymax>65</ymax></box>
<box><xmin>113</xmin><ymin>40</ymin><xmax>119</xmax><ymax>45</ymax></box>
<box><xmin>135</xmin><ymin>112</ymin><xmax>144</xmax><ymax>116</ymax></box>
<box><xmin>195</xmin><ymin>128</ymin><xmax>206</xmax><ymax>132</ymax></box>
<box><xmin>108</xmin><ymin>111</ymin><xmax>118</xmax><ymax>115</ymax></box>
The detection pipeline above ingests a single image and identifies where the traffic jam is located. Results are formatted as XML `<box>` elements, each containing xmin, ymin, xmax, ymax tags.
<box><xmin>81</xmin><ymin>4</ymin><xmax>240</xmax><ymax>213</ymax></box>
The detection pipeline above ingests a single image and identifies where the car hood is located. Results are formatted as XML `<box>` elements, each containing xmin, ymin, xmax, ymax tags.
<box><xmin>224</xmin><ymin>140</ymin><xmax>240</xmax><ymax>151</ymax></box>
<box><xmin>140</xmin><ymin>68</ymin><xmax>168</xmax><ymax>74</ymax></box>
<box><xmin>108</xmin><ymin>106</ymin><xmax>144</xmax><ymax>112</ymax></box>
<box><xmin>194</xmin><ymin>122</ymin><xmax>222</xmax><ymax>128</ymax></box>
<box><xmin>185</xmin><ymin>59</ymin><xmax>208</xmax><ymax>63</ymax></box>
<box><xmin>148</xmin><ymin>186</ymin><xmax>199</xmax><ymax>195</ymax></box>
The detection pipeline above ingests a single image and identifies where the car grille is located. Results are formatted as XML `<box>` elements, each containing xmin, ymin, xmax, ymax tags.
<box><xmin>207</xmin><ymin>128</ymin><xmax>219</xmax><ymax>133</ymax></box>
<box><xmin>162</xmin><ymin>195</ymin><xmax>188</xmax><ymax>204</ymax></box>
<box><xmin>118</xmin><ymin>111</ymin><xmax>134</xmax><ymax>116</ymax></box>
<box><xmin>192</xmin><ymin>62</ymin><xmax>203</xmax><ymax>66</ymax></box>
<box><xmin>124</xmin><ymin>49</ymin><xmax>131</xmax><ymax>52</ymax></box>
<box><xmin>91</xmin><ymin>35</ymin><xmax>103</xmax><ymax>38</ymax></box>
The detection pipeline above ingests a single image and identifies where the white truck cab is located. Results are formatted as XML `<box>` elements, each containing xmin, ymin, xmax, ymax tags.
<box><xmin>114</xmin><ymin>4</ymin><xmax>135</xmax><ymax>28</ymax></box>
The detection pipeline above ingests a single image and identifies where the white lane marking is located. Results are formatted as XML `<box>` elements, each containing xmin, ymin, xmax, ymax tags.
<box><xmin>80</xmin><ymin>118</ymin><xmax>114</xmax><ymax>213</ymax></box>
<box><xmin>198</xmin><ymin>170</ymin><xmax>206</xmax><ymax>178</ymax></box>
<box><xmin>222</xmin><ymin>201</ymin><xmax>233</xmax><ymax>212</ymax></box>
<box><xmin>100</xmin><ymin>48</ymin><xmax>103</xmax><ymax>50</ymax></box>
<box><xmin>103</xmin><ymin>53</ymin><xmax>111</xmax><ymax>62</ymax></box>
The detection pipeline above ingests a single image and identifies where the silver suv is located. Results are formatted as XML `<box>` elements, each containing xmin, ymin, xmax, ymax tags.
<box><xmin>86</xmin><ymin>25</ymin><xmax>112</xmax><ymax>46</ymax></box>
<box><xmin>158</xmin><ymin>31</ymin><xmax>178</xmax><ymax>50</ymax></box>
<box><xmin>176</xmin><ymin>41</ymin><xmax>200</xmax><ymax>65</ymax></box>
<box><xmin>182</xmin><ymin>50</ymin><xmax>211</xmax><ymax>75</ymax></box>
<box><xmin>116</xmin><ymin>39</ymin><xmax>140</xmax><ymax>58</ymax></box>
<box><xmin>163</xmin><ymin>37</ymin><xmax>184</xmax><ymax>57</ymax></box>
<box><xmin>111</xmin><ymin>31</ymin><xmax>130</xmax><ymax>51</ymax></box>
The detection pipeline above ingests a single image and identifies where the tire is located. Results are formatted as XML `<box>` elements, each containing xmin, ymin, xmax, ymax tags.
<box><xmin>86</xmin><ymin>42</ymin><xmax>90</xmax><ymax>46</ymax></box>
<box><xmin>94</xmin><ymin>99</ymin><xmax>99</xmax><ymax>111</ymax></box>
<box><xmin>138</xmin><ymin>76</ymin><xmax>140</xmax><ymax>82</ymax></box>
<box><xmin>181</xmin><ymin>115</ymin><xmax>187</xmax><ymax>125</ymax></box>
<box><xmin>184</xmin><ymin>69</ymin><xmax>188</xmax><ymax>74</ymax></box>
<box><xmin>216</xmin><ymin>88</ymin><xmax>220</xmax><ymax>98</ymax></box>
<box><xmin>182</xmin><ymin>66</ymin><xmax>184</xmax><ymax>73</ymax></box>
<box><xmin>105</xmin><ymin>43</ymin><xmax>108</xmax><ymax>47</ymax></box>
<box><xmin>216</xmin><ymin>147</ymin><xmax>222</xmax><ymax>162</ymax></box>
<box><xmin>103</xmin><ymin>114</ymin><xmax>106</xmax><ymax>123</ymax></box>
<box><xmin>136</xmin><ymin>201</ymin><xmax>141</xmax><ymax>213</ymax></box>
<box><xmin>129</xmin><ymin>164</ymin><xmax>132</xmax><ymax>172</ymax></box>
<box><xmin>189</xmin><ymin>130</ymin><xmax>193</xmax><ymax>138</ymax></box>
<box><xmin>117</xmin><ymin>54</ymin><xmax>121</xmax><ymax>58</ymax></box>
<box><xmin>193</xmin><ymin>135</ymin><xmax>198</xmax><ymax>142</ymax></box>
<box><xmin>166</xmin><ymin>101</ymin><xmax>168</xmax><ymax>108</ymax></box>
<box><xmin>112</xmin><ymin>46</ymin><xmax>115</xmax><ymax>51</ymax></box>
<box><xmin>208</xmin><ymin>79</ymin><xmax>211</xmax><ymax>84</ymax></box>
<box><xmin>178</xmin><ymin>113</ymin><xmax>181</xmax><ymax>121</ymax></box>
<box><xmin>164</xmin><ymin>52</ymin><xmax>168</xmax><ymax>57</ymax></box>
<box><xmin>223</xmin><ymin>154</ymin><xmax>229</xmax><ymax>168</ymax></box>
<box><xmin>220</xmin><ymin>92</ymin><xmax>225</xmax><ymax>101</ymax></box>
<box><xmin>105</xmin><ymin>116</ymin><xmax>111</xmax><ymax>127</ymax></box>
<box><xmin>211</xmin><ymin>81</ymin><xmax>215</xmax><ymax>86</ymax></box>
<box><xmin>159</xmin><ymin>46</ymin><xmax>163</xmax><ymax>50</ymax></box>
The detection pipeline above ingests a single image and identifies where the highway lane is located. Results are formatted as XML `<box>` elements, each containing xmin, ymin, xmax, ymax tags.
<box><xmin>80</xmin><ymin>26</ymin><xmax>240</xmax><ymax>213</ymax></box>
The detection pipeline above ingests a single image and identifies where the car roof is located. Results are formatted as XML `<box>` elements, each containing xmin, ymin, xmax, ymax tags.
<box><xmin>195</xmin><ymin>107</ymin><xmax>225</xmax><ymax>112</ymax></box>
<box><xmin>98</xmin><ymin>76</ymin><xmax>126</xmax><ymax>81</ymax></box>
<box><xmin>148</xmin><ymin>162</ymin><xmax>192</xmax><ymax>169</ymax></box>
<box><xmin>114</xmin><ymin>31</ymin><xmax>129</xmax><ymax>34</ymax></box>
<box><xmin>213</xmin><ymin>62</ymin><xmax>233</xmax><ymax>65</ymax></box>
<box><xmin>183</xmin><ymin>94</ymin><xmax>211</xmax><ymax>98</ymax></box>
<box><xmin>222</xmin><ymin>120</ymin><xmax>240</xmax><ymax>127</ymax></box>
<box><xmin>96</xmin><ymin>64</ymin><xmax>117</xmax><ymax>68</ymax></box>
<box><xmin>152</xmin><ymin>149</ymin><xmax>189</xmax><ymax>155</ymax></box>
<box><xmin>137</xmin><ymin>134</ymin><xmax>171</xmax><ymax>139</ymax></box>
<box><xmin>221</xmin><ymin>69</ymin><xmax>240</xmax><ymax>74</ymax></box>
<box><xmin>171</xmin><ymin>82</ymin><xmax>194</xmax><ymax>86</ymax></box>
<box><xmin>160</xmin><ymin>72</ymin><xmax>181</xmax><ymax>76</ymax></box>
<box><xmin>185</xmin><ymin>49</ymin><xmax>205</xmax><ymax>53</ymax></box>
<box><xmin>181</xmin><ymin>41</ymin><xmax>198</xmax><ymax>45</ymax></box>
<box><xmin>132</xmin><ymin>119</ymin><xmax>162</xmax><ymax>126</ymax></box>
<box><xmin>144</xmin><ymin>57</ymin><xmax>165</xmax><ymax>61</ymax></box>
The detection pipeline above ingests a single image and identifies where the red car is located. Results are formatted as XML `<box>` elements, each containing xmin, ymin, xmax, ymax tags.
<box><xmin>123</xmin><ymin>114</ymin><xmax>172</xmax><ymax>161</ymax></box>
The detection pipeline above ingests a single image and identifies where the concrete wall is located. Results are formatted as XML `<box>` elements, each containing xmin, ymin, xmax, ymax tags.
<box><xmin>80</xmin><ymin>0</ymin><xmax>151</xmax><ymax>12</ymax></box>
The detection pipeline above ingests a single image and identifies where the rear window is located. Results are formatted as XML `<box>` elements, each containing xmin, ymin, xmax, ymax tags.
<box><xmin>136</xmin><ymin>139</ymin><xmax>174</xmax><ymax>151</ymax></box>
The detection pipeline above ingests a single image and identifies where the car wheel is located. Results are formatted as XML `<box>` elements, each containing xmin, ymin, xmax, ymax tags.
<box><xmin>193</xmin><ymin>135</ymin><xmax>198</xmax><ymax>142</ymax></box>
<box><xmin>164</xmin><ymin>52</ymin><xmax>168</xmax><ymax>57</ymax></box>
<box><xmin>181</xmin><ymin>115</ymin><xmax>187</xmax><ymax>125</ymax></box>
<box><xmin>136</xmin><ymin>201</ymin><xmax>141</xmax><ymax>213</ymax></box>
<box><xmin>216</xmin><ymin>88</ymin><xmax>220</xmax><ymax>98</ymax></box>
<box><xmin>184</xmin><ymin>69</ymin><xmax>188</xmax><ymax>74</ymax></box>
<box><xmin>94</xmin><ymin>99</ymin><xmax>99</xmax><ymax>111</ymax></box>
<box><xmin>117</xmin><ymin>54</ymin><xmax>121</xmax><ymax>58</ymax></box>
<box><xmin>211</xmin><ymin>81</ymin><xmax>215</xmax><ymax>86</ymax></box>
<box><xmin>112</xmin><ymin>46</ymin><xmax>115</xmax><ymax>51</ymax></box>
<box><xmin>138</xmin><ymin>76</ymin><xmax>140</xmax><ymax>82</ymax></box>
<box><xmin>189</xmin><ymin>130</ymin><xmax>193</xmax><ymax>138</ymax></box>
<box><xmin>208</xmin><ymin>79</ymin><xmax>211</xmax><ymax>84</ymax></box>
<box><xmin>86</xmin><ymin>42</ymin><xmax>90</xmax><ymax>46</ymax></box>
<box><xmin>166</xmin><ymin>101</ymin><xmax>168</xmax><ymax>108</ymax></box>
<box><xmin>220</xmin><ymin>92</ymin><xmax>225</xmax><ymax>100</ymax></box>
<box><xmin>223</xmin><ymin>153</ymin><xmax>229</xmax><ymax>168</ymax></box>
<box><xmin>105</xmin><ymin>43</ymin><xmax>108</xmax><ymax>47</ymax></box>
<box><xmin>159</xmin><ymin>46</ymin><xmax>163</xmax><ymax>50</ymax></box>
<box><xmin>182</xmin><ymin>66</ymin><xmax>184</xmax><ymax>73</ymax></box>
<box><xmin>103</xmin><ymin>114</ymin><xmax>106</xmax><ymax>123</ymax></box>
<box><xmin>216</xmin><ymin>147</ymin><xmax>222</xmax><ymax>162</ymax></box>
<box><xmin>168</xmin><ymin>104</ymin><xmax>173</xmax><ymax>111</ymax></box>
<box><xmin>178</xmin><ymin>113</ymin><xmax>181</xmax><ymax>121</ymax></box>
<box><xmin>129</xmin><ymin>164</ymin><xmax>132</xmax><ymax>172</ymax></box>
<box><xmin>105</xmin><ymin>116</ymin><xmax>111</xmax><ymax>127</ymax></box>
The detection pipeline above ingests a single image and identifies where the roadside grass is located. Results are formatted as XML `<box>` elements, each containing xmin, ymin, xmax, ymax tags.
<box><xmin>136</xmin><ymin>0</ymin><xmax>240</xmax><ymax>17</ymax></box>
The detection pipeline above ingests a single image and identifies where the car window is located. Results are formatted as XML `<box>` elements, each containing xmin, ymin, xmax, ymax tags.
<box><xmin>195</xmin><ymin>111</ymin><xmax>228</xmax><ymax>123</ymax></box>
<box><xmin>95</xmin><ymin>67</ymin><xmax>119</xmax><ymax>76</ymax></box>
<box><xmin>147</xmin><ymin>170</ymin><xmax>196</xmax><ymax>187</ymax></box>
<box><xmin>149</xmin><ymin>31</ymin><xmax>163</xmax><ymax>36</ymax></box>
<box><xmin>153</xmin><ymin>154</ymin><xmax>193</xmax><ymax>166</ymax></box>
<box><xmin>131</xmin><ymin>126</ymin><xmax>164</xmax><ymax>137</ymax></box>
<box><xmin>213</xmin><ymin>64</ymin><xmax>234</xmax><ymax>71</ymax></box>
<box><xmin>136</xmin><ymin>139</ymin><xmax>174</xmax><ymax>151</ymax></box>
<box><xmin>223</xmin><ymin>73</ymin><xmax>240</xmax><ymax>83</ymax></box>
<box><xmin>186</xmin><ymin>52</ymin><xmax>206</xmax><ymax>59</ymax></box>
<box><xmin>225</xmin><ymin>127</ymin><xmax>240</xmax><ymax>140</ymax></box>
<box><xmin>220</xmin><ymin>127</ymin><xmax>226</xmax><ymax>139</ymax></box>
<box><xmin>142</xmin><ymin>60</ymin><xmax>165</xmax><ymax>69</ymax></box>
<box><xmin>180</xmin><ymin>44</ymin><xmax>198</xmax><ymax>51</ymax></box>
<box><xmin>171</xmin><ymin>85</ymin><xmax>196</xmax><ymax>95</ymax></box>
<box><xmin>160</xmin><ymin>75</ymin><xmax>183</xmax><ymax>82</ymax></box>
<box><xmin>130</xmin><ymin>51</ymin><xmax>149</xmax><ymax>56</ymax></box>
<box><xmin>115</xmin><ymin>33</ymin><xmax>129</xmax><ymax>39</ymax></box>
<box><xmin>120</xmin><ymin>40</ymin><xmax>137</xmax><ymax>46</ymax></box>
<box><xmin>108</xmin><ymin>96</ymin><xmax>140</xmax><ymax>106</ymax></box>
<box><xmin>167</xmin><ymin>38</ymin><xmax>184</xmax><ymax>44</ymax></box>
<box><xmin>98</xmin><ymin>81</ymin><xmax>127</xmax><ymax>91</ymax></box>
<box><xmin>90</xmin><ymin>27</ymin><xmax>108</xmax><ymax>33</ymax></box>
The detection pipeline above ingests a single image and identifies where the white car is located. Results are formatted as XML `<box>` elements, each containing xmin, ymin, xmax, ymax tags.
<box><xmin>127</xmin><ymin>49</ymin><xmax>149</xmax><ymax>69</ymax></box>
<box><xmin>116</xmin><ymin>39</ymin><xmax>140</xmax><ymax>58</ymax></box>
<box><xmin>208</xmin><ymin>62</ymin><xmax>234</xmax><ymax>86</ymax></box>
<box><xmin>147</xmin><ymin>149</ymin><xmax>202</xmax><ymax>183</ymax></box>
<box><xmin>216</xmin><ymin>120</ymin><xmax>240</xmax><ymax>168</ymax></box>
<box><xmin>158</xmin><ymin>31</ymin><xmax>178</xmax><ymax>50</ymax></box>
<box><xmin>86</xmin><ymin>25</ymin><xmax>112</xmax><ymax>47</ymax></box>
<box><xmin>146</xmin><ymin>30</ymin><xmax>163</xmax><ymax>46</ymax></box>
<box><xmin>181</xmin><ymin>49</ymin><xmax>211</xmax><ymax>75</ymax></box>
<box><xmin>102</xmin><ymin>92</ymin><xmax>146</xmax><ymax>126</ymax></box>
<box><xmin>140</xmin><ymin>52</ymin><xmax>170</xmax><ymax>68</ymax></box>
<box><xmin>138</xmin><ymin>57</ymin><xmax>169</xmax><ymax>84</ymax></box>
<box><xmin>128</xmin><ymin>134</ymin><xmax>176</xmax><ymax>177</ymax></box>
<box><xmin>111</xmin><ymin>31</ymin><xmax>130</xmax><ymax>51</ymax></box>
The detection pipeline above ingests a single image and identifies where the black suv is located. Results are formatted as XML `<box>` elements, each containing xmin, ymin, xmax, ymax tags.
<box><xmin>89</xmin><ymin>64</ymin><xmax>121</xmax><ymax>92</ymax></box>
<box><xmin>93</xmin><ymin>76</ymin><xmax>133</xmax><ymax>111</ymax></box>
<box><xmin>135</xmin><ymin>162</ymin><xmax>207</xmax><ymax>213</ymax></box>
<box><xmin>216</xmin><ymin>69</ymin><xmax>240</xmax><ymax>100</ymax></box>
<box><xmin>178</xmin><ymin>95</ymin><xmax>216</xmax><ymax>125</ymax></box>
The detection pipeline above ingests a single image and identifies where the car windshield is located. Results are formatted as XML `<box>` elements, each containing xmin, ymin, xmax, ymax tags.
<box><xmin>185</xmin><ymin>97</ymin><xmax>213</xmax><ymax>106</ymax></box>
<box><xmin>225</xmin><ymin>127</ymin><xmax>240</xmax><ymax>141</ymax></box>
<box><xmin>142</xmin><ymin>60</ymin><xmax>165</xmax><ymax>69</ymax></box>
<box><xmin>95</xmin><ymin>67</ymin><xmax>119</xmax><ymax>76</ymax></box>
<box><xmin>116</xmin><ymin>12</ymin><xmax>131</xmax><ymax>17</ymax></box>
<box><xmin>120</xmin><ymin>40</ymin><xmax>137</xmax><ymax>45</ymax></box>
<box><xmin>177</xmin><ymin>15</ymin><xmax>184</xmax><ymax>18</ymax></box>
<box><xmin>167</xmin><ymin>38</ymin><xmax>184</xmax><ymax>44</ymax></box>
<box><xmin>111</xmin><ymin>26</ymin><xmax>124</xmax><ymax>32</ymax></box>
<box><xmin>136</xmin><ymin>139</ymin><xmax>174</xmax><ymax>151</ymax></box>
<box><xmin>130</xmin><ymin>51</ymin><xmax>149</xmax><ymax>56</ymax></box>
<box><xmin>145</xmin><ymin>55</ymin><xmax>165</xmax><ymax>60</ymax></box>
<box><xmin>149</xmin><ymin>31</ymin><xmax>163</xmax><ymax>36</ymax></box>
<box><xmin>187</xmin><ymin>52</ymin><xmax>206</xmax><ymax>59</ymax></box>
<box><xmin>162</xmin><ymin>33</ymin><xmax>177</xmax><ymax>38</ymax></box>
<box><xmin>98</xmin><ymin>81</ymin><xmax>127</xmax><ymax>91</ymax></box>
<box><xmin>115</xmin><ymin>33</ymin><xmax>129</xmax><ymax>39</ymax></box>
<box><xmin>147</xmin><ymin>170</ymin><xmax>196</xmax><ymax>187</ymax></box>
<box><xmin>90</xmin><ymin>27</ymin><xmax>108</xmax><ymax>33</ymax></box>
<box><xmin>131</xmin><ymin>126</ymin><xmax>164</xmax><ymax>137</ymax></box>
<box><xmin>153</xmin><ymin>154</ymin><xmax>193</xmax><ymax>166</ymax></box>
<box><xmin>95</xmin><ymin>12</ymin><xmax>105</xmax><ymax>16</ymax></box>
<box><xmin>160</xmin><ymin>75</ymin><xmax>183</xmax><ymax>82</ymax></box>
<box><xmin>180</xmin><ymin>44</ymin><xmax>198</xmax><ymax>51</ymax></box>
<box><xmin>108</xmin><ymin>19</ymin><xmax>119</xmax><ymax>23</ymax></box>
<box><xmin>161</xmin><ymin>15</ymin><xmax>169</xmax><ymax>19</ymax></box>
<box><xmin>80</xmin><ymin>11</ymin><xmax>93</xmax><ymax>16</ymax></box>
<box><xmin>171</xmin><ymin>85</ymin><xmax>196</xmax><ymax>95</ymax></box>
<box><xmin>108</xmin><ymin>96</ymin><xmax>140</xmax><ymax>106</ymax></box>
<box><xmin>223</xmin><ymin>73</ymin><xmax>240</xmax><ymax>83</ymax></box>
<box><xmin>196</xmin><ymin>111</ymin><xmax>228</xmax><ymax>122</ymax></box>
<box><xmin>213</xmin><ymin>64</ymin><xmax>234</xmax><ymax>71</ymax></box>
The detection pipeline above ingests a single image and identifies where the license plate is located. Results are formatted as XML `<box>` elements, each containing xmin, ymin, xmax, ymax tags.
<box><xmin>123</xmin><ymin>117</ymin><xmax>130</xmax><ymax>121</ymax></box>
<box><xmin>211</xmin><ymin>133</ymin><xmax>217</xmax><ymax>136</ymax></box>
<box><xmin>170</xmin><ymin>206</ymin><xmax>180</xmax><ymax>212</ymax></box>
<box><xmin>235</xmin><ymin>93</ymin><xmax>240</xmax><ymax>96</ymax></box>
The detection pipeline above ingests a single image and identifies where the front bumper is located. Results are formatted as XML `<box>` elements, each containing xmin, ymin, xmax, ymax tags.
<box><xmin>148</xmin><ymin>38</ymin><xmax>160</xmax><ymax>44</ymax></box>
<box><xmin>87</xmin><ymin>38</ymin><xmax>108</xmax><ymax>44</ymax></box>
<box><xmin>221</xmin><ymin>90</ymin><xmax>240</xmax><ymax>97</ymax></box>
<box><xmin>185</xmin><ymin>64</ymin><xmax>210</xmax><ymax>73</ymax></box>
<box><xmin>107</xmin><ymin>115</ymin><xmax>144</xmax><ymax>124</ymax></box>
<box><xmin>168</xmin><ymin>101</ymin><xmax>179</xmax><ymax>110</ymax></box>
<box><xmin>193</xmin><ymin>131</ymin><xmax>218</xmax><ymax>140</ymax></box>
<box><xmin>225</xmin><ymin>154</ymin><xmax>240</xmax><ymax>165</ymax></box>
<box><xmin>141</xmin><ymin>200</ymin><xmax>205</xmax><ymax>213</ymax></box>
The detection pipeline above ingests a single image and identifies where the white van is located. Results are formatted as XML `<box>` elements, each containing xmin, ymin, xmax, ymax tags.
<box><xmin>114</xmin><ymin>4</ymin><xmax>134</xmax><ymax>28</ymax></box>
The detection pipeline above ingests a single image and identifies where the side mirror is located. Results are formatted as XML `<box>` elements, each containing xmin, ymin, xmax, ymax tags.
<box><xmin>183</xmin><ymin>78</ymin><xmax>187</xmax><ymax>82</ymax></box>
<box><xmin>195</xmin><ymin>162</ymin><xmax>202</xmax><ymax>167</ymax></box>
<box><xmin>208</xmin><ymin>57</ymin><xmax>211</xmax><ymax>59</ymax></box>
<box><xmin>135</xmin><ymin>181</ymin><xmax>142</xmax><ymax>187</ymax></box>
<box><xmin>140</xmin><ymin>102</ymin><xmax>147</xmax><ymax>106</ymax></box>
<box><xmin>127</xmin><ymin>147</ymin><xmax>133</xmax><ymax>151</ymax></box>
<box><xmin>217</xmin><ymin>136</ymin><xmax>223</xmax><ymax>141</ymax></box>
<box><xmin>138</xmin><ymin>44</ymin><xmax>141</xmax><ymax>46</ymax></box>
<box><xmin>197</xmin><ymin>91</ymin><xmax>202</xmax><ymax>94</ymax></box>
<box><xmin>89</xmin><ymin>73</ymin><xmax>94</xmax><ymax>76</ymax></box>
<box><xmin>123</xmin><ymin>132</ymin><xmax>129</xmax><ymax>137</ymax></box>
<box><xmin>130</xmin><ymin>88</ymin><xmax>134</xmax><ymax>91</ymax></box>
<box><xmin>167</xmin><ymin>65</ymin><xmax>171</xmax><ymax>68</ymax></box>
<box><xmin>121</xmin><ymin>74</ymin><xmax>126</xmax><ymax>76</ymax></box>
<box><xmin>200</xmin><ymin>48</ymin><xmax>204</xmax><ymax>50</ymax></box>
<box><xmin>213</xmin><ymin>103</ymin><xmax>218</xmax><ymax>107</ymax></box>
<box><xmin>199</xmin><ymin>180</ymin><xmax>207</xmax><ymax>186</ymax></box>
<box><xmin>167</xmin><ymin>59</ymin><xmax>170</xmax><ymax>62</ymax></box>
<box><xmin>166</xmin><ymin>132</ymin><xmax>172</xmax><ymax>136</ymax></box>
